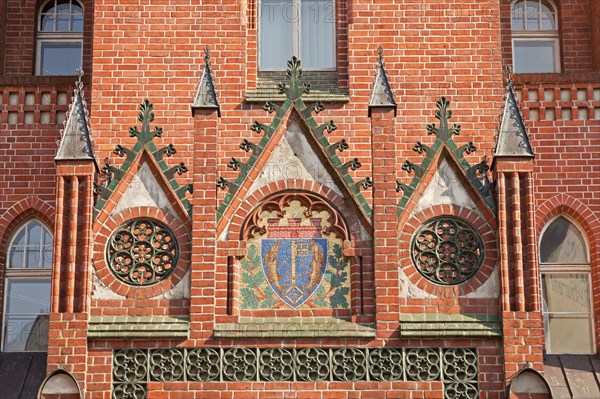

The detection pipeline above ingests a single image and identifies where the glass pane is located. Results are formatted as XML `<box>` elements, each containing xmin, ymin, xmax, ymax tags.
<box><xmin>11</xmin><ymin>226</ymin><xmax>27</xmax><ymax>247</ymax></box>
<box><xmin>511</xmin><ymin>1</ymin><xmax>526</xmax><ymax>30</ymax></box>
<box><xmin>541</xmin><ymin>10</ymin><xmax>555</xmax><ymax>30</ymax></box>
<box><xmin>42</xmin><ymin>249</ymin><xmax>53</xmax><ymax>269</ymax></box>
<box><xmin>542</xmin><ymin>273</ymin><xmax>591</xmax><ymax>313</ymax></box>
<box><xmin>28</xmin><ymin>221</ymin><xmax>42</xmax><ymax>246</ymax></box>
<box><xmin>55</xmin><ymin>3</ymin><xmax>71</xmax><ymax>31</ymax></box>
<box><xmin>513</xmin><ymin>40</ymin><xmax>555</xmax><ymax>73</ymax></box>
<box><xmin>40</xmin><ymin>41</ymin><xmax>82</xmax><ymax>76</ymax></box>
<box><xmin>72</xmin><ymin>13</ymin><xmax>84</xmax><ymax>32</ymax></box>
<box><xmin>9</xmin><ymin>246</ymin><xmax>24</xmax><ymax>268</ymax></box>
<box><xmin>301</xmin><ymin>0</ymin><xmax>335</xmax><ymax>69</ymax></box>
<box><xmin>540</xmin><ymin>216</ymin><xmax>588</xmax><ymax>263</ymax></box>
<box><xmin>5</xmin><ymin>279</ymin><xmax>51</xmax><ymax>314</ymax></box>
<box><xmin>3</xmin><ymin>315</ymin><xmax>49</xmax><ymax>351</ymax></box>
<box><xmin>546</xmin><ymin>315</ymin><xmax>594</xmax><ymax>354</ymax></box>
<box><xmin>260</xmin><ymin>0</ymin><xmax>294</xmax><ymax>69</ymax></box>
<box><xmin>525</xmin><ymin>2</ymin><xmax>539</xmax><ymax>30</ymax></box>
<box><xmin>41</xmin><ymin>13</ymin><xmax>55</xmax><ymax>31</ymax></box>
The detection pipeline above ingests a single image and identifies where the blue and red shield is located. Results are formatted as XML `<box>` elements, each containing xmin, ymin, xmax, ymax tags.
<box><xmin>261</xmin><ymin>238</ymin><xmax>328</xmax><ymax>308</ymax></box>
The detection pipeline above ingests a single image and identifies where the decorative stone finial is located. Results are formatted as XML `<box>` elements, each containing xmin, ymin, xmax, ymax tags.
<box><xmin>493</xmin><ymin>66</ymin><xmax>534</xmax><ymax>157</ymax></box>
<box><xmin>55</xmin><ymin>68</ymin><xmax>96</xmax><ymax>162</ymax></box>
<box><xmin>192</xmin><ymin>45</ymin><xmax>220</xmax><ymax>115</ymax></box>
<box><xmin>369</xmin><ymin>46</ymin><xmax>396</xmax><ymax>114</ymax></box>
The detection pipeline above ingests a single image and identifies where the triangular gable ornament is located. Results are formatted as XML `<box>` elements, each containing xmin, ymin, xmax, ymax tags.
<box><xmin>55</xmin><ymin>68</ymin><xmax>97</xmax><ymax>165</ymax></box>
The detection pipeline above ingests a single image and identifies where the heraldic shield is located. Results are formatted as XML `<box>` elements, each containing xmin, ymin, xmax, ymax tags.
<box><xmin>261</xmin><ymin>217</ymin><xmax>328</xmax><ymax>308</ymax></box>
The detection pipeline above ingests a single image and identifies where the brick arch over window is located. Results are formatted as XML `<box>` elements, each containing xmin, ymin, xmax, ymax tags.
<box><xmin>0</xmin><ymin>197</ymin><xmax>55</xmax><ymax>267</ymax></box>
<box><xmin>226</xmin><ymin>180</ymin><xmax>366</xmax><ymax>242</ymax></box>
<box><xmin>398</xmin><ymin>204</ymin><xmax>498</xmax><ymax>297</ymax></box>
<box><xmin>536</xmin><ymin>194</ymin><xmax>600</xmax><ymax>246</ymax></box>
<box><xmin>536</xmin><ymin>193</ymin><xmax>600</xmax><ymax>347</ymax></box>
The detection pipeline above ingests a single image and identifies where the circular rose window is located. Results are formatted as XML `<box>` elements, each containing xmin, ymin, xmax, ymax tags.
<box><xmin>106</xmin><ymin>218</ymin><xmax>179</xmax><ymax>286</ymax></box>
<box><xmin>410</xmin><ymin>217</ymin><xmax>484</xmax><ymax>285</ymax></box>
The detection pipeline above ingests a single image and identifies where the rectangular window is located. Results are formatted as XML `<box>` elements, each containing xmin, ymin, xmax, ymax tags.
<box><xmin>541</xmin><ymin>273</ymin><xmax>594</xmax><ymax>354</ymax></box>
<box><xmin>513</xmin><ymin>39</ymin><xmax>558</xmax><ymax>73</ymax></box>
<box><xmin>2</xmin><ymin>278</ymin><xmax>51</xmax><ymax>352</ymax></box>
<box><xmin>259</xmin><ymin>0</ymin><xmax>335</xmax><ymax>70</ymax></box>
<box><xmin>37</xmin><ymin>40</ymin><xmax>82</xmax><ymax>76</ymax></box>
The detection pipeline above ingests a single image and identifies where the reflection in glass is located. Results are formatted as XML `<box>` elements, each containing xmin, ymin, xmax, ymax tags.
<box><xmin>540</xmin><ymin>216</ymin><xmax>588</xmax><ymax>264</ymax></box>
<box><xmin>40</xmin><ymin>41</ymin><xmax>82</xmax><ymax>76</ymax></box>
<box><xmin>3</xmin><ymin>315</ymin><xmax>49</xmax><ymax>352</ymax></box>
<box><xmin>8</xmin><ymin>220</ymin><xmax>53</xmax><ymax>269</ymax></box>
<box><xmin>513</xmin><ymin>40</ymin><xmax>555</xmax><ymax>73</ymax></box>
<box><xmin>542</xmin><ymin>273</ymin><xmax>593</xmax><ymax>354</ymax></box>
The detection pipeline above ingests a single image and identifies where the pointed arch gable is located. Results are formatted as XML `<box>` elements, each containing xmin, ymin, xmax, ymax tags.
<box><xmin>216</xmin><ymin>105</ymin><xmax>373</xmax><ymax>239</ymax></box>
<box><xmin>399</xmin><ymin>146</ymin><xmax>497</xmax><ymax>229</ymax></box>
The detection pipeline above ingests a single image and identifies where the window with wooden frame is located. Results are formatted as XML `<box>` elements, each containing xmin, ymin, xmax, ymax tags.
<box><xmin>2</xmin><ymin>220</ymin><xmax>53</xmax><ymax>352</ymax></box>
<box><xmin>36</xmin><ymin>0</ymin><xmax>84</xmax><ymax>76</ymax></box>
<box><xmin>540</xmin><ymin>216</ymin><xmax>594</xmax><ymax>354</ymax></box>
<box><xmin>259</xmin><ymin>0</ymin><xmax>335</xmax><ymax>70</ymax></box>
<box><xmin>511</xmin><ymin>0</ymin><xmax>560</xmax><ymax>73</ymax></box>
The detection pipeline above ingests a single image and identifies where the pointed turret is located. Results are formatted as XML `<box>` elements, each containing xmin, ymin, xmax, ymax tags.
<box><xmin>55</xmin><ymin>69</ymin><xmax>97</xmax><ymax>163</ymax></box>
<box><xmin>369</xmin><ymin>46</ymin><xmax>396</xmax><ymax>116</ymax></box>
<box><xmin>192</xmin><ymin>45</ymin><xmax>220</xmax><ymax>116</ymax></box>
<box><xmin>494</xmin><ymin>66</ymin><xmax>534</xmax><ymax>158</ymax></box>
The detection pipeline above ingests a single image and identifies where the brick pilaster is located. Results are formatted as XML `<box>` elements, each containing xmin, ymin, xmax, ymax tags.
<box><xmin>494</xmin><ymin>159</ymin><xmax>544</xmax><ymax>380</ymax></box>
<box><xmin>370</xmin><ymin>107</ymin><xmax>399</xmax><ymax>336</ymax></box>
<box><xmin>189</xmin><ymin>108</ymin><xmax>218</xmax><ymax>341</ymax></box>
<box><xmin>47</xmin><ymin>161</ymin><xmax>95</xmax><ymax>390</ymax></box>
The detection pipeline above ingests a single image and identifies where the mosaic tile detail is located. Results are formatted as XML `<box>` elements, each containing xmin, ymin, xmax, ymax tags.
<box><xmin>111</xmin><ymin>347</ymin><xmax>479</xmax><ymax>397</ymax></box>
<box><xmin>405</xmin><ymin>348</ymin><xmax>441</xmax><ymax>381</ymax></box>
<box><xmin>223</xmin><ymin>348</ymin><xmax>257</xmax><ymax>381</ymax></box>
<box><xmin>410</xmin><ymin>217</ymin><xmax>484</xmax><ymax>285</ymax></box>
<box><xmin>368</xmin><ymin>348</ymin><xmax>403</xmax><ymax>381</ymax></box>
<box><xmin>149</xmin><ymin>348</ymin><xmax>184</xmax><ymax>382</ymax></box>
<box><xmin>186</xmin><ymin>348</ymin><xmax>220</xmax><ymax>382</ymax></box>
<box><xmin>240</xmin><ymin>198</ymin><xmax>350</xmax><ymax>310</ymax></box>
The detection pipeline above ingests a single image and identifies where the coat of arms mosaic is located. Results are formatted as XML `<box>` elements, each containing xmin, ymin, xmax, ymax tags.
<box><xmin>240</xmin><ymin>194</ymin><xmax>351</xmax><ymax>310</ymax></box>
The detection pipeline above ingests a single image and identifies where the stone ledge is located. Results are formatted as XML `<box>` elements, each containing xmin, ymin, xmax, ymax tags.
<box><xmin>88</xmin><ymin>315</ymin><xmax>189</xmax><ymax>339</ymax></box>
<box><xmin>214</xmin><ymin>317</ymin><xmax>375</xmax><ymax>338</ymax></box>
<box><xmin>244</xmin><ymin>91</ymin><xmax>350</xmax><ymax>103</ymax></box>
<box><xmin>399</xmin><ymin>314</ymin><xmax>502</xmax><ymax>337</ymax></box>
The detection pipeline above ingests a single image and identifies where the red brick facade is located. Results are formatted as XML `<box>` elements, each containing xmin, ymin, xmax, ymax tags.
<box><xmin>0</xmin><ymin>1</ymin><xmax>598</xmax><ymax>398</ymax></box>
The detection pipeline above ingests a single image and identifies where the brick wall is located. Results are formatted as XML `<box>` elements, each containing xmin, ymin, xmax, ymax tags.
<box><xmin>0</xmin><ymin>0</ymin><xmax>597</xmax><ymax>398</ymax></box>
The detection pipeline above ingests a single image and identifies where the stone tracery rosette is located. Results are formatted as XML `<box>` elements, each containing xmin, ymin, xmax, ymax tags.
<box><xmin>410</xmin><ymin>216</ymin><xmax>485</xmax><ymax>285</ymax></box>
<box><xmin>106</xmin><ymin>218</ymin><xmax>179</xmax><ymax>286</ymax></box>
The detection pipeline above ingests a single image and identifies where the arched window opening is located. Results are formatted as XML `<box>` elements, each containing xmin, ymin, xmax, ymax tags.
<box><xmin>36</xmin><ymin>0</ymin><xmax>84</xmax><ymax>76</ymax></box>
<box><xmin>511</xmin><ymin>0</ymin><xmax>560</xmax><ymax>73</ymax></box>
<box><xmin>540</xmin><ymin>216</ymin><xmax>593</xmax><ymax>354</ymax></box>
<box><xmin>2</xmin><ymin>220</ymin><xmax>53</xmax><ymax>352</ymax></box>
